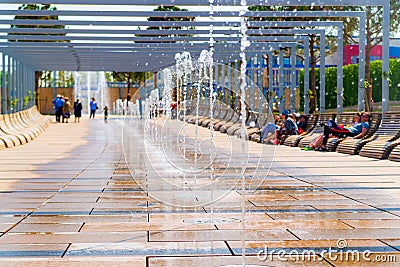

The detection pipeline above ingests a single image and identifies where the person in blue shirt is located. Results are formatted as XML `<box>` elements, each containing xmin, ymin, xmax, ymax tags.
<box><xmin>89</xmin><ymin>98</ymin><xmax>98</xmax><ymax>119</ymax></box>
<box><xmin>138</xmin><ymin>97</ymin><xmax>143</xmax><ymax>119</ymax></box>
<box><xmin>52</xmin><ymin>94</ymin><xmax>65</xmax><ymax>123</ymax></box>
<box><xmin>320</xmin><ymin>112</ymin><xmax>370</xmax><ymax>151</ymax></box>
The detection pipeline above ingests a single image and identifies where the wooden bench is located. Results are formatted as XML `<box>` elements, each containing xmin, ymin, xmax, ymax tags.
<box><xmin>337</xmin><ymin>112</ymin><xmax>400</xmax><ymax>156</ymax></box>
<box><xmin>197</xmin><ymin>106</ymin><xmax>216</xmax><ymax>127</ymax></box>
<box><xmin>213</xmin><ymin>109</ymin><xmax>235</xmax><ymax>131</ymax></box>
<box><xmin>0</xmin><ymin>106</ymin><xmax>50</xmax><ymax>150</ymax></box>
<box><xmin>283</xmin><ymin>114</ymin><xmax>318</xmax><ymax>147</ymax></box>
<box><xmin>297</xmin><ymin>114</ymin><xmax>336</xmax><ymax>148</ymax></box>
<box><xmin>201</xmin><ymin>107</ymin><xmax>227</xmax><ymax>128</ymax></box>
<box><xmin>326</xmin><ymin>113</ymin><xmax>382</xmax><ymax>152</ymax></box>
<box><xmin>358</xmin><ymin>112</ymin><xmax>400</xmax><ymax>159</ymax></box>
<box><xmin>25</xmin><ymin>106</ymin><xmax>50</xmax><ymax>129</ymax></box>
<box><xmin>178</xmin><ymin>102</ymin><xmax>196</xmax><ymax>122</ymax></box>
<box><xmin>184</xmin><ymin>105</ymin><xmax>209</xmax><ymax>124</ymax></box>
<box><xmin>388</xmin><ymin>145</ymin><xmax>400</xmax><ymax>162</ymax></box>
<box><xmin>10</xmin><ymin>113</ymin><xmax>38</xmax><ymax>139</ymax></box>
<box><xmin>0</xmin><ymin>115</ymin><xmax>20</xmax><ymax>148</ymax></box>
<box><xmin>226</xmin><ymin>110</ymin><xmax>258</xmax><ymax>136</ymax></box>
<box><xmin>218</xmin><ymin>110</ymin><xmax>241</xmax><ymax>133</ymax></box>
<box><xmin>237</xmin><ymin>113</ymin><xmax>270</xmax><ymax>140</ymax></box>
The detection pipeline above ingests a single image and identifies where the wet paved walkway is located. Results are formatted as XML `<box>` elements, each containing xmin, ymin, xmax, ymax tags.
<box><xmin>0</xmin><ymin>117</ymin><xmax>399</xmax><ymax>266</ymax></box>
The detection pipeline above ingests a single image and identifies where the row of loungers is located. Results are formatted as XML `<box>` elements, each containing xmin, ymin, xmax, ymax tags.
<box><xmin>0</xmin><ymin>106</ymin><xmax>50</xmax><ymax>150</ymax></box>
<box><xmin>179</xmin><ymin>105</ymin><xmax>400</xmax><ymax>162</ymax></box>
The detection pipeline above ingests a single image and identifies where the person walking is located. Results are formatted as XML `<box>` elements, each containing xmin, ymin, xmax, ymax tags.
<box><xmin>138</xmin><ymin>97</ymin><xmax>143</xmax><ymax>119</ymax></box>
<box><xmin>73</xmin><ymin>98</ymin><xmax>83</xmax><ymax>123</ymax></box>
<box><xmin>89</xmin><ymin>98</ymin><xmax>98</xmax><ymax>119</ymax></box>
<box><xmin>52</xmin><ymin>94</ymin><xmax>64</xmax><ymax>123</ymax></box>
<box><xmin>103</xmin><ymin>105</ymin><xmax>109</xmax><ymax>122</ymax></box>
<box><xmin>62</xmin><ymin>97</ymin><xmax>71</xmax><ymax>123</ymax></box>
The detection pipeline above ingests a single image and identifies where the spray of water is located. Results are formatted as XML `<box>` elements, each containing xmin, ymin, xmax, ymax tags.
<box><xmin>239</xmin><ymin>0</ymin><xmax>250</xmax><ymax>265</ymax></box>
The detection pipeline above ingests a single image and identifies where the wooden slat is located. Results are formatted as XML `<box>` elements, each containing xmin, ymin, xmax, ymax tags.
<box><xmin>337</xmin><ymin>112</ymin><xmax>400</xmax><ymax>155</ymax></box>
<box><xmin>283</xmin><ymin>114</ymin><xmax>318</xmax><ymax>146</ymax></box>
<box><xmin>297</xmin><ymin>113</ymin><xmax>335</xmax><ymax>148</ymax></box>
<box><xmin>327</xmin><ymin>112</ymin><xmax>381</xmax><ymax>152</ymax></box>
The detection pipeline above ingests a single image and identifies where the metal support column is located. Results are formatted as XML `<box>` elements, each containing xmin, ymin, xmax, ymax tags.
<box><xmin>304</xmin><ymin>39</ymin><xmax>310</xmax><ymax>114</ymax></box>
<box><xmin>17</xmin><ymin>60</ymin><xmax>22</xmax><ymax>111</ymax></box>
<box><xmin>290</xmin><ymin>45</ymin><xmax>296</xmax><ymax>113</ymax></box>
<box><xmin>53</xmin><ymin>71</ymin><xmax>57</xmax><ymax>98</ymax></box>
<box><xmin>337</xmin><ymin>26</ymin><xmax>344</xmax><ymax>113</ymax></box>
<box><xmin>220</xmin><ymin>63</ymin><xmax>225</xmax><ymax>106</ymax></box>
<box><xmin>249</xmin><ymin>56</ymin><xmax>255</xmax><ymax>111</ymax></box>
<box><xmin>279</xmin><ymin>49</ymin><xmax>285</xmax><ymax>113</ymax></box>
<box><xmin>234</xmin><ymin>60</ymin><xmax>239</xmax><ymax>108</ymax></box>
<box><xmin>258</xmin><ymin>54</ymin><xmax>264</xmax><ymax>114</ymax></box>
<box><xmin>319</xmin><ymin>34</ymin><xmax>326</xmax><ymax>113</ymax></box>
<box><xmin>268</xmin><ymin>51</ymin><xmax>273</xmax><ymax>113</ymax></box>
<box><xmin>358</xmin><ymin>15</ymin><xmax>366</xmax><ymax>112</ymax></box>
<box><xmin>382</xmin><ymin>3</ymin><xmax>390</xmax><ymax>113</ymax></box>
<box><xmin>7</xmin><ymin>56</ymin><xmax>11</xmax><ymax>113</ymax></box>
<box><xmin>1</xmin><ymin>53</ymin><xmax>6</xmax><ymax>114</ymax></box>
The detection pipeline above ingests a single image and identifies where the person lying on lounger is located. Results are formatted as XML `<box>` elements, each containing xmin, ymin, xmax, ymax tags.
<box><xmin>316</xmin><ymin>112</ymin><xmax>370</xmax><ymax>151</ymax></box>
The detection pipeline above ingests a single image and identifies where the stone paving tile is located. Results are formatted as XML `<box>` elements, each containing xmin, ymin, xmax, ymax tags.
<box><xmin>0</xmin><ymin>184</ymin><xmax>69</xmax><ymax>191</ymax></box>
<box><xmin>0</xmin><ymin>208</ymin><xmax>35</xmax><ymax>213</ymax></box>
<box><xmin>0</xmin><ymin>216</ymin><xmax>24</xmax><ymax>224</ymax></box>
<box><xmin>34</xmin><ymin>207</ymin><xmax>94</xmax><ymax>214</ymax></box>
<box><xmin>22</xmin><ymin>214</ymin><xmax>147</xmax><ymax>224</ymax></box>
<box><xmin>203</xmin><ymin>205</ymin><xmax>319</xmax><ymax>213</ymax></box>
<box><xmin>65</xmin><ymin>241</ymin><xmax>230</xmax><ymax>256</ymax></box>
<box><xmin>37</xmin><ymin>203</ymin><xmax>96</xmax><ymax>210</ymax></box>
<box><xmin>250</xmin><ymin>199</ymin><xmax>360</xmax><ymax>207</ymax></box>
<box><xmin>1</xmin><ymin>118</ymin><xmax>400</xmax><ymax>265</ymax></box>
<box><xmin>227</xmin><ymin>239</ymin><xmax>391</xmax><ymax>252</ymax></box>
<box><xmin>0</xmin><ymin>244</ymin><xmax>69</xmax><ymax>257</ymax></box>
<box><xmin>215</xmin><ymin>219</ymin><xmax>353</xmax><ymax>230</ymax></box>
<box><xmin>9</xmin><ymin>223</ymin><xmax>84</xmax><ymax>233</ymax></box>
<box><xmin>270</xmin><ymin>211</ymin><xmax>400</xmax><ymax>220</ymax></box>
<box><xmin>147</xmin><ymin>255</ymin><xmax>330</xmax><ymax>266</ymax></box>
<box><xmin>148</xmin><ymin>229</ymin><xmax>297</xmax><ymax>242</ymax></box>
<box><xmin>311</xmin><ymin>204</ymin><xmax>377</xmax><ymax>212</ymax></box>
<box><xmin>324</xmin><ymin>252</ymin><xmax>400</xmax><ymax>266</ymax></box>
<box><xmin>1</xmin><ymin>257</ymin><xmax>146</xmax><ymax>267</ymax></box>
<box><xmin>290</xmin><ymin>228</ymin><xmax>400</xmax><ymax>240</ymax></box>
<box><xmin>46</xmin><ymin>197</ymin><xmax>99</xmax><ymax>203</ymax></box>
<box><xmin>0</xmin><ymin>224</ymin><xmax>14</xmax><ymax>232</ymax></box>
<box><xmin>0</xmin><ymin>203</ymin><xmax>41</xmax><ymax>209</ymax></box>
<box><xmin>149</xmin><ymin>212</ymin><xmax>272</xmax><ymax>224</ymax></box>
<box><xmin>272</xmin><ymin>192</ymin><xmax>345</xmax><ymax>200</ymax></box>
<box><xmin>0</xmin><ymin>232</ymin><xmax>147</xmax><ymax>244</ymax></box>
<box><xmin>80</xmin><ymin>222</ymin><xmax>215</xmax><ymax>232</ymax></box>
<box><xmin>246</xmin><ymin>194</ymin><xmax>298</xmax><ymax>202</ymax></box>
<box><xmin>0</xmin><ymin>193</ymin><xmax>53</xmax><ymax>199</ymax></box>
<box><xmin>342</xmin><ymin>219</ymin><xmax>400</xmax><ymax>229</ymax></box>
<box><xmin>60</xmin><ymin>185</ymin><xmax>107</xmax><ymax>192</ymax></box>
<box><xmin>380</xmin><ymin>239</ymin><xmax>400</xmax><ymax>251</ymax></box>
<box><xmin>67</xmin><ymin>180</ymin><xmax>110</xmax><ymax>186</ymax></box>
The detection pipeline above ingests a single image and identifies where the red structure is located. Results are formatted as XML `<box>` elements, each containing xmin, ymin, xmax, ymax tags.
<box><xmin>343</xmin><ymin>45</ymin><xmax>383</xmax><ymax>65</ymax></box>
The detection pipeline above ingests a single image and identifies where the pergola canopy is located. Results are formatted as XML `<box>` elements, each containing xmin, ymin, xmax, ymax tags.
<box><xmin>0</xmin><ymin>0</ymin><xmax>389</xmax><ymax>72</ymax></box>
<box><xmin>0</xmin><ymin>0</ymin><xmax>392</xmax><ymax>114</ymax></box>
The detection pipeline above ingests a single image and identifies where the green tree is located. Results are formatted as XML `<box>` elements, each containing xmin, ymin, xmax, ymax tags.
<box><xmin>137</xmin><ymin>5</ymin><xmax>195</xmax><ymax>43</ymax></box>
<box><xmin>343</xmin><ymin>2</ymin><xmax>400</xmax><ymax>111</ymax></box>
<box><xmin>111</xmin><ymin>72</ymin><xmax>146</xmax><ymax>96</ymax></box>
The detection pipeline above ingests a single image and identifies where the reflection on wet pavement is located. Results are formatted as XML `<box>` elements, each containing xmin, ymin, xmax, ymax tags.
<box><xmin>0</xmin><ymin>117</ymin><xmax>399</xmax><ymax>266</ymax></box>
